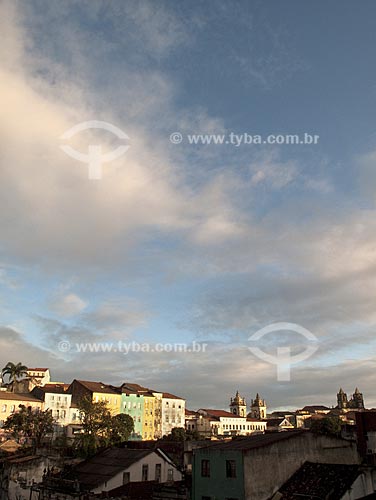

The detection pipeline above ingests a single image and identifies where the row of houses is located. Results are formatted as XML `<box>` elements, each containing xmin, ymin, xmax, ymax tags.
<box><xmin>0</xmin><ymin>370</ymin><xmax>186</xmax><ymax>440</ymax></box>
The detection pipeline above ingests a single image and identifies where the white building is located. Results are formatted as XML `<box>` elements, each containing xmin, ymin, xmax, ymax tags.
<box><xmin>26</xmin><ymin>368</ymin><xmax>50</xmax><ymax>387</ymax></box>
<box><xmin>161</xmin><ymin>392</ymin><xmax>185</xmax><ymax>436</ymax></box>
<box><xmin>196</xmin><ymin>409</ymin><xmax>267</xmax><ymax>437</ymax></box>
<box><xmin>31</xmin><ymin>383</ymin><xmax>73</xmax><ymax>434</ymax></box>
<box><xmin>73</xmin><ymin>447</ymin><xmax>182</xmax><ymax>493</ymax></box>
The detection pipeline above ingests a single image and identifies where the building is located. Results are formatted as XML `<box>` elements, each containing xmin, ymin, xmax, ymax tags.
<box><xmin>31</xmin><ymin>383</ymin><xmax>72</xmax><ymax>434</ymax></box>
<box><xmin>26</xmin><ymin>368</ymin><xmax>51</xmax><ymax>387</ymax></box>
<box><xmin>192</xmin><ymin>430</ymin><xmax>360</xmax><ymax>500</ymax></box>
<box><xmin>196</xmin><ymin>409</ymin><xmax>266</xmax><ymax>438</ymax></box>
<box><xmin>119</xmin><ymin>383</ymin><xmax>174</xmax><ymax>440</ymax></box>
<box><xmin>67</xmin><ymin>380</ymin><xmax>122</xmax><ymax>415</ymax></box>
<box><xmin>266</xmin><ymin>417</ymin><xmax>294</xmax><ymax>431</ymax></box>
<box><xmin>9</xmin><ymin>368</ymin><xmax>51</xmax><ymax>393</ymax></box>
<box><xmin>70</xmin><ymin>447</ymin><xmax>182</xmax><ymax>493</ymax></box>
<box><xmin>230</xmin><ymin>391</ymin><xmax>247</xmax><ymax>417</ymax></box>
<box><xmin>356</xmin><ymin>410</ymin><xmax>376</xmax><ymax>462</ymax></box>
<box><xmin>161</xmin><ymin>392</ymin><xmax>185</xmax><ymax>437</ymax></box>
<box><xmin>119</xmin><ymin>384</ymin><xmax>145</xmax><ymax>440</ymax></box>
<box><xmin>0</xmin><ymin>392</ymin><xmax>43</xmax><ymax>429</ymax></box>
<box><xmin>337</xmin><ymin>387</ymin><xmax>365</xmax><ymax>410</ymax></box>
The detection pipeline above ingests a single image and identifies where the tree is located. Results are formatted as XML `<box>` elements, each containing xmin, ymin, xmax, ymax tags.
<box><xmin>4</xmin><ymin>406</ymin><xmax>54</xmax><ymax>450</ymax></box>
<box><xmin>310</xmin><ymin>416</ymin><xmax>342</xmax><ymax>437</ymax></box>
<box><xmin>165</xmin><ymin>427</ymin><xmax>186</xmax><ymax>442</ymax></box>
<box><xmin>2</xmin><ymin>362</ymin><xmax>28</xmax><ymax>391</ymax></box>
<box><xmin>109</xmin><ymin>414</ymin><xmax>134</xmax><ymax>444</ymax></box>
<box><xmin>76</xmin><ymin>396</ymin><xmax>134</xmax><ymax>456</ymax></box>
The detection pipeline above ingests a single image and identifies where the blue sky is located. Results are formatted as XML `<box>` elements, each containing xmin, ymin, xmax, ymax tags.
<box><xmin>1</xmin><ymin>0</ymin><xmax>376</xmax><ymax>411</ymax></box>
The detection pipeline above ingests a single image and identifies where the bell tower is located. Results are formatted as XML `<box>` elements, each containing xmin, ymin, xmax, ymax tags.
<box><xmin>250</xmin><ymin>393</ymin><xmax>267</xmax><ymax>419</ymax></box>
<box><xmin>230</xmin><ymin>391</ymin><xmax>247</xmax><ymax>417</ymax></box>
<box><xmin>337</xmin><ymin>388</ymin><xmax>348</xmax><ymax>409</ymax></box>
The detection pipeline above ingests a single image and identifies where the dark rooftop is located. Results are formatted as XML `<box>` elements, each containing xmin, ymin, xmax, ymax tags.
<box><xmin>194</xmin><ymin>430</ymin><xmax>305</xmax><ymax>452</ymax></box>
<box><xmin>278</xmin><ymin>461</ymin><xmax>361</xmax><ymax>500</ymax></box>
<box><xmin>70</xmin><ymin>448</ymin><xmax>153</xmax><ymax>488</ymax></box>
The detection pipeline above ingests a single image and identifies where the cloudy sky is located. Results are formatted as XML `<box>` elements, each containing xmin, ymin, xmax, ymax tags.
<box><xmin>1</xmin><ymin>0</ymin><xmax>376</xmax><ymax>412</ymax></box>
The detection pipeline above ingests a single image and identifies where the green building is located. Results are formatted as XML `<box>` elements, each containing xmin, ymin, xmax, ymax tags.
<box><xmin>193</xmin><ymin>445</ymin><xmax>244</xmax><ymax>500</ymax></box>
<box><xmin>120</xmin><ymin>390</ymin><xmax>144</xmax><ymax>440</ymax></box>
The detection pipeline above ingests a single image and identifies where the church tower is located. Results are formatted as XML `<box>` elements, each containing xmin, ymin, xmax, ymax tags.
<box><xmin>337</xmin><ymin>388</ymin><xmax>348</xmax><ymax>409</ymax></box>
<box><xmin>250</xmin><ymin>393</ymin><xmax>267</xmax><ymax>419</ymax></box>
<box><xmin>351</xmin><ymin>388</ymin><xmax>365</xmax><ymax>409</ymax></box>
<box><xmin>230</xmin><ymin>391</ymin><xmax>247</xmax><ymax>417</ymax></box>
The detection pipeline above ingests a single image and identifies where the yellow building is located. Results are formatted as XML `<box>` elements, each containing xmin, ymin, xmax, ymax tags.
<box><xmin>0</xmin><ymin>392</ymin><xmax>43</xmax><ymax>427</ymax></box>
<box><xmin>67</xmin><ymin>380</ymin><xmax>122</xmax><ymax>415</ymax></box>
<box><xmin>143</xmin><ymin>393</ymin><xmax>155</xmax><ymax>440</ymax></box>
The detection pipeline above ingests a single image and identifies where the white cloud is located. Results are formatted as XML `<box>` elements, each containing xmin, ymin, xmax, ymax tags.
<box><xmin>49</xmin><ymin>293</ymin><xmax>88</xmax><ymax>317</ymax></box>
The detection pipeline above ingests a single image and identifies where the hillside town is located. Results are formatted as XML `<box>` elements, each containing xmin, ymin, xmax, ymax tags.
<box><xmin>1</xmin><ymin>363</ymin><xmax>376</xmax><ymax>499</ymax></box>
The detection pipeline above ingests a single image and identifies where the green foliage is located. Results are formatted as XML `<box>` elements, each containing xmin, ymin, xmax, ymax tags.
<box><xmin>2</xmin><ymin>362</ymin><xmax>28</xmax><ymax>389</ymax></box>
<box><xmin>109</xmin><ymin>413</ymin><xmax>134</xmax><ymax>444</ymax></box>
<box><xmin>4</xmin><ymin>405</ymin><xmax>54</xmax><ymax>449</ymax></box>
<box><xmin>310</xmin><ymin>416</ymin><xmax>342</xmax><ymax>437</ymax></box>
<box><xmin>166</xmin><ymin>427</ymin><xmax>187</xmax><ymax>441</ymax></box>
<box><xmin>76</xmin><ymin>396</ymin><xmax>134</xmax><ymax>456</ymax></box>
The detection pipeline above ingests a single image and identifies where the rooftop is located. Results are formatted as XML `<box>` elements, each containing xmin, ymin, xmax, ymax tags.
<box><xmin>194</xmin><ymin>430</ymin><xmax>305</xmax><ymax>452</ymax></box>
<box><xmin>162</xmin><ymin>392</ymin><xmax>185</xmax><ymax>400</ymax></box>
<box><xmin>0</xmin><ymin>392</ymin><xmax>42</xmax><ymax>402</ymax></box>
<box><xmin>278</xmin><ymin>461</ymin><xmax>361</xmax><ymax>500</ymax></box>
<box><xmin>70</xmin><ymin>380</ymin><xmax>120</xmax><ymax>395</ymax></box>
<box><xmin>198</xmin><ymin>409</ymin><xmax>244</xmax><ymax>419</ymax></box>
<box><xmin>36</xmin><ymin>384</ymin><xmax>69</xmax><ymax>394</ymax></box>
<box><xmin>71</xmin><ymin>448</ymin><xmax>158</xmax><ymax>488</ymax></box>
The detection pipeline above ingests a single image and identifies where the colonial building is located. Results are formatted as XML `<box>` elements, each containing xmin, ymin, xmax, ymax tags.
<box><xmin>161</xmin><ymin>392</ymin><xmax>185</xmax><ymax>437</ymax></box>
<box><xmin>67</xmin><ymin>380</ymin><xmax>122</xmax><ymax>415</ymax></box>
<box><xmin>31</xmin><ymin>383</ymin><xmax>73</xmax><ymax>435</ymax></box>
<box><xmin>0</xmin><ymin>392</ymin><xmax>43</xmax><ymax>429</ymax></box>
<box><xmin>8</xmin><ymin>368</ymin><xmax>51</xmax><ymax>393</ymax></box>
<box><xmin>195</xmin><ymin>409</ymin><xmax>267</xmax><ymax>438</ymax></box>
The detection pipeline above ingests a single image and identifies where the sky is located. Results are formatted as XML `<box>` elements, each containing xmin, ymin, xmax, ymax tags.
<box><xmin>1</xmin><ymin>0</ymin><xmax>376</xmax><ymax>412</ymax></box>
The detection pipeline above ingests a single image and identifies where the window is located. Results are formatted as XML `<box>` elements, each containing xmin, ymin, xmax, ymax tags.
<box><xmin>201</xmin><ymin>459</ymin><xmax>210</xmax><ymax>477</ymax></box>
<box><xmin>155</xmin><ymin>463</ymin><xmax>161</xmax><ymax>482</ymax></box>
<box><xmin>122</xmin><ymin>472</ymin><xmax>130</xmax><ymax>484</ymax></box>
<box><xmin>10</xmin><ymin>405</ymin><xmax>15</xmax><ymax>413</ymax></box>
<box><xmin>167</xmin><ymin>468</ymin><xmax>174</xmax><ymax>481</ymax></box>
<box><xmin>142</xmin><ymin>464</ymin><xmax>148</xmax><ymax>481</ymax></box>
<box><xmin>1</xmin><ymin>405</ymin><xmax>6</xmax><ymax>412</ymax></box>
<box><xmin>226</xmin><ymin>460</ymin><xmax>236</xmax><ymax>478</ymax></box>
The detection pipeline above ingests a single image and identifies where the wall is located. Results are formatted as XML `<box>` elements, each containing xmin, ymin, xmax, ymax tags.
<box><xmin>192</xmin><ymin>448</ymin><xmax>245</xmax><ymax>500</ymax></box>
<box><xmin>341</xmin><ymin>470</ymin><xmax>376</xmax><ymax>500</ymax></box>
<box><xmin>92</xmin><ymin>391</ymin><xmax>121</xmax><ymax>415</ymax></box>
<box><xmin>243</xmin><ymin>433</ymin><xmax>360</xmax><ymax>500</ymax></box>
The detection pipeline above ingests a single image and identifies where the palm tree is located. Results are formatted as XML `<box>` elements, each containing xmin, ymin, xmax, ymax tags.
<box><xmin>2</xmin><ymin>362</ymin><xmax>28</xmax><ymax>391</ymax></box>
